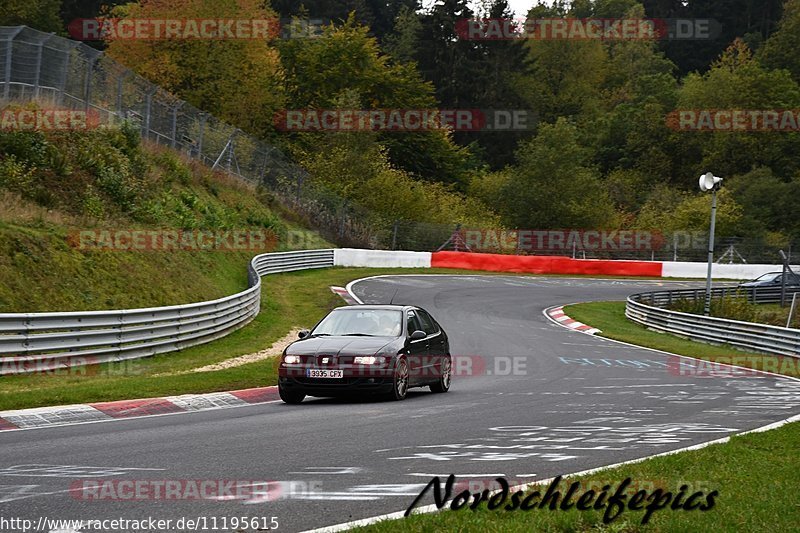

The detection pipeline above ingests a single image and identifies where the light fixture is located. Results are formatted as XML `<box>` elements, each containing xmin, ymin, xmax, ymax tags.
<box><xmin>699</xmin><ymin>172</ymin><xmax>723</xmax><ymax>192</ymax></box>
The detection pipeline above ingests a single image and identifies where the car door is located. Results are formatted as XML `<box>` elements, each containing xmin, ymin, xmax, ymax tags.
<box><xmin>416</xmin><ymin>309</ymin><xmax>447</xmax><ymax>384</ymax></box>
<box><xmin>405</xmin><ymin>310</ymin><xmax>428</xmax><ymax>386</ymax></box>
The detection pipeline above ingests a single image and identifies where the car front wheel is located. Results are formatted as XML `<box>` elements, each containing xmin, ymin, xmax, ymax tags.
<box><xmin>388</xmin><ymin>358</ymin><xmax>409</xmax><ymax>401</ymax></box>
<box><xmin>279</xmin><ymin>384</ymin><xmax>305</xmax><ymax>404</ymax></box>
<box><xmin>430</xmin><ymin>356</ymin><xmax>451</xmax><ymax>393</ymax></box>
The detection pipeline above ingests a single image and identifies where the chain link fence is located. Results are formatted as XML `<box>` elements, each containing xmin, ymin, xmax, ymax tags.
<box><xmin>0</xmin><ymin>25</ymin><xmax>377</xmax><ymax>248</ymax></box>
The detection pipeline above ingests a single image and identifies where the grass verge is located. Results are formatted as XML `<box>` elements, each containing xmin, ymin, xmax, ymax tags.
<box><xmin>565</xmin><ymin>301</ymin><xmax>798</xmax><ymax>366</ymax></box>
<box><xmin>353</xmin><ymin>419</ymin><xmax>799</xmax><ymax>532</ymax></box>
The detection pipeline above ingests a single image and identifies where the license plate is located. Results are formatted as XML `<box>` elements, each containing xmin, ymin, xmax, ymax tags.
<box><xmin>306</xmin><ymin>369</ymin><xmax>343</xmax><ymax>379</ymax></box>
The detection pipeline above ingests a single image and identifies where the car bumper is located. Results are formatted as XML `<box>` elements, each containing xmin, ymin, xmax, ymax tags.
<box><xmin>278</xmin><ymin>365</ymin><xmax>394</xmax><ymax>395</ymax></box>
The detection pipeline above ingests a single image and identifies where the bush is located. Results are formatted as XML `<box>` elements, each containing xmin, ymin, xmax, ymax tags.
<box><xmin>669</xmin><ymin>292</ymin><xmax>758</xmax><ymax>323</ymax></box>
<box><xmin>0</xmin><ymin>155</ymin><xmax>36</xmax><ymax>192</ymax></box>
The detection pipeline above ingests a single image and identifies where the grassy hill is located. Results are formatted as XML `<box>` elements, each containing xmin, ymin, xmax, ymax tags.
<box><xmin>0</xmin><ymin>118</ymin><xmax>329</xmax><ymax>312</ymax></box>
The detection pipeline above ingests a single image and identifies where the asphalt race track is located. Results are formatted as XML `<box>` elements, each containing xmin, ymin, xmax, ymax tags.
<box><xmin>2</xmin><ymin>275</ymin><xmax>799</xmax><ymax>532</ymax></box>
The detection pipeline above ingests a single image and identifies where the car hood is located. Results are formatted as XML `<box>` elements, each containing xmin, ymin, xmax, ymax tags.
<box><xmin>737</xmin><ymin>281</ymin><xmax>763</xmax><ymax>287</ymax></box>
<box><xmin>285</xmin><ymin>336</ymin><xmax>400</xmax><ymax>357</ymax></box>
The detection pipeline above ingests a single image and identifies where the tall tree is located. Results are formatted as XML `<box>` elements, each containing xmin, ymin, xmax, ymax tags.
<box><xmin>278</xmin><ymin>14</ymin><xmax>475</xmax><ymax>187</ymax></box>
<box><xmin>642</xmin><ymin>0</ymin><xmax>784</xmax><ymax>75</ymax></box>
<box><xmin>0</xmin><ymin>0</ymin><xmax>62</xmax><ymax>33</ymax></box>
<box><xmin>415</xmin><ymin>0</ymin><xmax>482</xmax><ymax>109</ymax></box>
<box><xmin>466</xmin><ymin>0</ymin><xmax>533</xmax><ymax>169</ymax></box>
<box><xmin>499</xmin><ymin>118</ymin><xmax>619</xmax><ymax>229</ymax></box>
<box><xmin>104</xmin><ymin>0</ymin><xmax>286</xmax><ymax>140</ymax></box>
<box><xmin>676</xmin><ymin>39</ymin><xmax>800</xmax><ymax>180</ymax></box>
<box><xmin>270</xmin><ymin>0</ymin><xmax>419</xmax><ymax>41</ymax></box>
<box><xmin>758</xmin><ymin>0</ymin><xmax>800</xmax><ymax>84</ymax></box>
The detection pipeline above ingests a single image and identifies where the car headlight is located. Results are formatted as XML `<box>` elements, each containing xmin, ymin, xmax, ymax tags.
<box><xmin>353</xmin><ymin>356</ymin><xmax>381</xmax><ymax>365</ymax></box>
<box><xmin>284</xmin><ymin>355</ymin><xmax>301</xmax><ymax>364</ymax></box>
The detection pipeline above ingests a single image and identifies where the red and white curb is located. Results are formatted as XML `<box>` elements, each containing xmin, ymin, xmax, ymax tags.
<box><xmin>330</xmin><ymin>286</ymin><xmax>359</xmax><ymax>305</ymax></box>
<box><xmin>545</xmin><ymin>305</ymin><xmax>601</xmax><ymax>335</ymax></box>
<box><xmin>0</xmin><ymin>386</ymin><xmax>278</xmax><ymax>432</ymax></box>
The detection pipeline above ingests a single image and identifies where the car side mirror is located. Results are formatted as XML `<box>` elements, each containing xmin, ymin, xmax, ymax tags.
<box><xmin>410</xmin><ymin>330</ymin><xmax>426</xmax><ymax>341</ymax></box>
<box><xmin>298</xmin><ymin>329</ymin><xmax>310</xmax><ymax>339</ymax></box>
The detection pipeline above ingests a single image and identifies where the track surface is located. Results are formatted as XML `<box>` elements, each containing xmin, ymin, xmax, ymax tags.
<box><xmin>1</xmin><ymin>275</ymin><xmax>799</xmax><ymax>532</ymax></box>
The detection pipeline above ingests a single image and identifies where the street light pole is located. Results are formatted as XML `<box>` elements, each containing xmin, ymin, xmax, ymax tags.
<box><xmin>704</xmin><ymin>188</ymin><xmax>717</xmax><ymax>316</ymax></box>
<box><xmin>699</xmin><ymin>172</ymin><xmax>723</xmax><ymax>316</ymax></box>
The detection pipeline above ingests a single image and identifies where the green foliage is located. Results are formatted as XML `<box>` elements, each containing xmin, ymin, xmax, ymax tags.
<box><xmin>81</xmin><ymin>187</ymin><xmax>104</xmax><ymax>219</ymax></box>
<box><xmin>279</xmin><ymin>14</ymin><xmax>474</xmax><ymax>187</ymax></box>
<box><xmin>0</xmin><ymin>155</ymin><xmax>36</xmax><ymax>192</ymax></box>
<box><xmin>636</xmin><ymin>187</ymin><xmax>745</xmax><ymax>235</ymax></box>
<box><xmin>727</xmin><ymin>168</ymin><xmax>800</xmax><ymax>236</ymax></box>
<box><xmin>0</xmin><ymin>121</ymin><xmax>291</xmax><ymax>242</ymax></box>
<box><xmin>605</xmin><ymin>168</ymin><xmax>651</xmax><ymax>213</ymax></box>
<box><xmin>0</xmin><ymin>0</ymin><xmax>62</xmax><ymax>33</ymax></box>
<box><xmin>676</xmin><ymin>40</ymin><xmax>800</xmax><ymax>179</ymax></box>
<box><xmin>152</xmin><ymin>150</ymin><xmax>192</xmax><ymax>186</ymax></box>
<box><xmin>666</xmin><ymin>293</ymin><xmax>797</xmax><ymax>328</ymax></box>
<box><xmin>105</xmin><ymin>0</ymin><xmax>286</xmax><ymax>140</ymax></box>
<box><xmin>295</xmin><ymin>126</ymin><xmax>498</xmax><ymax>228</ymax></box>
<box><xmin>518</xmin><ymin>39</ymin><xmax>607</xmax><ymax>123</ymax></box>
<box><xmin>382</xmin><ymin>5</ymin><xmax>422</xmax><ymax>64</ymax></box>
<box><xmin>499</xmin><ymin>118</ymin><xmax>619</xmax><ymax>229</ymax></box>
<box><xmin>758</xmin><ymin>0</ymin><xmax>800</xmax><ymax>84</ymax></box>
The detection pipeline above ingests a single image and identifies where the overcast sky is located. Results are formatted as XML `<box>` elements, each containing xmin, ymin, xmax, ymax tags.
<box><xmin>505</xmin><ymin>1</ymin><xmax>538</xmax><ymax>17</ymax></box>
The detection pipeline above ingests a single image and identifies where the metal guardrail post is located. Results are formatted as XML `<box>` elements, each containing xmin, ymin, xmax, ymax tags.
<box><xmin>32</xmin><ymin>33</ymin><xmax>55</xmax><ymax>98</ymax></box>
<box><xmin>626</xmin><ymin>286</ymin><xmax>800</xmax><ymax>357</ymax></box>
<box><xmin>56</xmin><ymin>40</ymin><xmax>79</xmax><ymax>106</ymax></box>
<box><xmin>170</xmin><ymin>101</ymin><xmax>183</xmax><ymax>149</ymax></box>
<box><xmin>115</xmin><ymin>71</ymin><xmax>129</xmax><ymax>118</ymax></box>
<box><xmin>788</xmin><ymin>293</ymin><xmax>798</xmax><ymax>329</ymax></box>
<box><xmin>197</xmin><ymin>112</ymin><xmax>207</xmax><ymax>157</ymax></box>
<box><xmin>3</xmin><ymin>27</ymin><xmax>24</xmax><ymax>99</ymax></box>
<box><xmin>83</xmin><ymin>55</ymin><xmax>98</xmax><ymax>112</ymax></box>
<box><xmin>143</xmin><ymin>87</ymin><xmax>156</xmax><ymax>139</ymax></box>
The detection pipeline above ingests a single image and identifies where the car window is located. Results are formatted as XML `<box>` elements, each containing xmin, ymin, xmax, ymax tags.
<box><xmin>407</xmin><ymin>311</ymin><xmax>422</xmax><ymax>335</ymax></box>
<box><xmin>312</xmin><ymin>309</ymin><xmax>402</xmax><ymax>336</ymax></box>
<box><xmin>416</xmin><ymin>310</ymin><xmax>439</xmax><ymax>335</ymax></box>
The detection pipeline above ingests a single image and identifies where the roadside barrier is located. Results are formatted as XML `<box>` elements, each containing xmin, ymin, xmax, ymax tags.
<box><xmin>1</xmin><ymin>248</ymin><xmax>795</xmax><ymax>374</ymax></box>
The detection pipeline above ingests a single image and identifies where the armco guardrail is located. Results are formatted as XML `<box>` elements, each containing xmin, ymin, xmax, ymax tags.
<box><xmin>626</xmin><ymin>286</ymin><xmax>800</xmax><ymax>357</ymax></box>
<box><xmin>0</xmin><ymin>249</ymin><xmax>334</xmax><ymax>375</ymax></box>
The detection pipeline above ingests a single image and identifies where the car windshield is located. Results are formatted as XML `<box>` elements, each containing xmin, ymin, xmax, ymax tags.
<box><xmin>311</xmin><ymin>309</ymin><xmax>403</xmax><ymax>337</ymax></box>
<box><xmin>753</xmin><ymin>272</ymin><xmax>782</xmax><ymax>282</ymax></box>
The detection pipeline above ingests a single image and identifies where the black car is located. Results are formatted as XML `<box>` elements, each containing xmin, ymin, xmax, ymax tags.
<box><xmin>278</xmin><ymin>305</ymin><xmax>451</xmax><ymax>403</ymax></box>
<box><xmin>738</xmin><ymin>271</ymin><xmax>800</xmax><ymax>289</ymax></box>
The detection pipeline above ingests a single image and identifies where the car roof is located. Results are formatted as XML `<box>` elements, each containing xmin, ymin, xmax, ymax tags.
<box><xmin>332</xmin><ymin>304</ymin><xmax>419</xmax><ymax>312</ymax></box>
